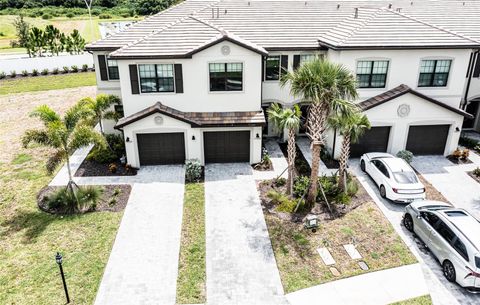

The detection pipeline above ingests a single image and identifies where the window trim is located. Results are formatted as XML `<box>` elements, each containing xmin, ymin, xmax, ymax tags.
<box><xmin>355</xmin><ymin>59</ymin><xmax>390</xmax><ymax>89</ymax></box>
<box><xmin>264</xmin><ymin>55</ymin><xmax>281</xmax><ymax>82</ymax></box>
<box><xmin>106</xmin><ymin>58</ymin><xmax>120</xmax><ymax>81</ymax></box>
<box><xmin>208</xmin><ymin>61</ymin><xmax>244</xmax><ymax>93</ymax></box>
<box><xmin>417</xmin><ymin>58</ymin><xmax>453</xmax><ymax>88</ymax></box>
<box><xmin>138</xmin><ymin>63</ymin><xmax>176</xmax><ymax>94</ymax></box>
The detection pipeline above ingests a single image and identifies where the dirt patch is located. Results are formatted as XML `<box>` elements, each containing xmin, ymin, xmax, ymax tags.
<box><xmin>0</xmin><ymin>86</ymin><xmax>96</xmax><ymax>163</ymax></box>
<box><xmin>418</xmin><ymin>175</ymin><xmax>450</xmax><ymax>203</ymax></box>
<box><xmin>75</xmin><ymin>159</ymin><xmax>137</xmax><ymax>177</ymax></box>
<box><xmin>38</xmin><ymin>184</ymin><xmax>131</xmax><ymax>214</ymax></box>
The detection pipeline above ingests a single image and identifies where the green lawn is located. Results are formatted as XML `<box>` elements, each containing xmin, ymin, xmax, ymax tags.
<box><xmin>0</xmin><ymin>150</ymin><xmax>123</xmax><ymax>304</ymax></box>
<box><xmin>0</xmin><ymin>72</ymin><xmax>96</xmax><ymax>95</ymax></box>
<box><xmin>389</xmin><ymin>295</ymin><xmax>433</xmax><ymax>305</ymax></box>
<box><xmin>176</xmin><ymin>182</ymin><xmax>206</xmax><ymax>304</ymax></box>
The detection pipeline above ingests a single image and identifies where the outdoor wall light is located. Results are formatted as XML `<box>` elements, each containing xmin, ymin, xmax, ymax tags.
<box><xmin>126</xmin><ymin>137</ymin><xmax>131</xmax><ymax>142</ymax></box>
<box><xmin>256</xmin><ymin>133</ymin><xmax>260</xmax><ymax>138</ymax></box>
<box><xmin>455</xmin><ymin>127</ymin><xmax>460</xmax><ymax>132</ymax></box>
<box><xmin>192</xmin><ymin>135</ymin><xmax>196</xmax><ymax>140</ymax></box>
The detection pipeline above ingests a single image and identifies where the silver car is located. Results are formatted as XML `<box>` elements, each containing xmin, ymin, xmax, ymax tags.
<box><xmin>404</xmin><ymin>200</ymin><xmax>480</xmax><ymax>291</ymax></box>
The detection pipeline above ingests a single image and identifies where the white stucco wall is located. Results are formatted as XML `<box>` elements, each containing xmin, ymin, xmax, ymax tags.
<box><xmin>121</xmin><ymin>113</ymin><xmax>262</xmax><ymax>167</ymax></box>
<box><xmin>116</xmin><ymin>41</ymin><xmax>262</xmax><ymax>116</ymax></box>
<box><xmin>328</xmin><ymin>93</ymin><xmax>465</xmax><ymax>159</ymax></box>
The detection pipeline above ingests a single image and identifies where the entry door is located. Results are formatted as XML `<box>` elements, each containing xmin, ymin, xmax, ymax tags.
<box><xmin>406</xmin><ymin>125</ymin><xmax>450</xmax><ymax>155</ymax></box>
<box><xmin>203</xmin><ymin>131</ymin><xmax>250</xmax><ymax>163</ymax></box>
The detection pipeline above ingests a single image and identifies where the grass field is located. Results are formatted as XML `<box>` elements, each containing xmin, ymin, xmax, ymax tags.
<box><xmin>176</xmin><ymin>183</ymin><xmax>206</xmax><ymax>304</ymax></box>
<box><xmin>389</xmin><ymin>295</ymin><xmax>433</xmax><ymax>305</ymax></box>
<box><xmin>0</xmin><ymin>72</ymin><xmax>96</xmax><ymax>95</ymax></box>
<box><xmin>0</xmin><ymin>87</ymin><xmax>124</xmax><ymax>305</ymax></box>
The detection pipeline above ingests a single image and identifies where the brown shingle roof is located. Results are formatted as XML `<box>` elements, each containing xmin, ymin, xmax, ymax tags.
<box><xmin>358</xmin><ymin>84</ymin><xmax>473</xmax><ymax>118</ymax></box>
<box><xmin>115</xmin><ymin>102</ymin><xmax>266</xmax><ymax>129</ymax></box>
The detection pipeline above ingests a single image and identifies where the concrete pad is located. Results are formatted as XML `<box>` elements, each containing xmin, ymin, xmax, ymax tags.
<box><xmin>317</xmin><ymin>247</ymin><xmax>336</xmax><ymax>266</ymax></box>
<box><xmin>343</xmin><ymin>244</ymin><xmax>362</xmax><ymax>260</ymax></box>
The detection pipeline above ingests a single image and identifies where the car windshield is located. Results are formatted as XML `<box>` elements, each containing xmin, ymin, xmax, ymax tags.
<box><xmin>476</xmin><ymin>256</ymin><xmax>480</xmax><ymax>269</ymax></box>
<box><xmin>393</xmin><ymin>171</ymin><xmax>418</xmax><ymax>184</ymax></box>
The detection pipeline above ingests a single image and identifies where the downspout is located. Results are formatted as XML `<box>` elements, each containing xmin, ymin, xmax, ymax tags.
<box><xmin>462</xmin><ymin>50</ymin><xmax>479</xmax><ymax>110</ymax></box>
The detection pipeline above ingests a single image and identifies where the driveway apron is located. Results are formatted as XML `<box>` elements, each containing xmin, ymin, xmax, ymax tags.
<box><xmin>205</xmin><ymin>163</ymin><xmax>288</xmax><ymax>305</ymax></box>
<box><xmin>94</xmin><ymin>165</ymin><xmax>185</xmax><ymax>305</ymax></box>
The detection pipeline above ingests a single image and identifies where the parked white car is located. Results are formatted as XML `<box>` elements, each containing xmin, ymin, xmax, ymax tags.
<box><xmin>360</xmin><ymin>153</ymin><xmax>425</xmax><ymax>203</ymax></box>
<box><xmin>404</xmin><ymin>201</ymin><xmax>480</xmax><ymax>291</ymax></box>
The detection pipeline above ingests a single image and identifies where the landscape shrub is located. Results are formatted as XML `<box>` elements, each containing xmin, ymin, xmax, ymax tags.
<box><xmin>71</xmin><ymin>65</ymin><xmax>79</xmax><ymax>73</ymax></box>
<box><xmin>52</xmin><ymin>67</ymin><xmax>59</xmax><ymax>74</ymax></box>
<box><xmin>106</xmin><ymin>134</ymin><xmax>125</xmax><ymax>157</ymax></box>
<box><xmin>31</xmin><ymin>69</ymin><xmax>38</xmax><ymax>76</ymax></box>
<box><xmin>41</xmin><ymin>13</ymin><xmax>52</xmax><ymax>19</ymax></box>
<box><xmin>0</xmin><ymin>31</ymin><xmax>4</xmax><ymax>36</ymax></box>
<box><xmin>62</xmin><ymin>66</ymin><xmax>70</xmax><ymax>73</ymax></box>
<box><xmin>21</xmin><ymin>70</ymin><xmax>29</xmax><ymax>76</ymax></box>
<box><xmin>293</xmin><ymin>175</ymin><xmax>310</xmax><ymax>197</ymax></box>
<box><xmin>41</xmin><ymin>68</ymin><xmax>49</xmax><ymax>75</ymax></box>
<box><xmin>66</xmin><ymin>12</ymin><xmax>75</xmax><ymax>18</ymax></box>
<box><xmin>473</xmin><ymin>167</ymin><xmax>480</xmax><ymax>177</ymax></box>
<box><xmin>274</xmin><ymin>177</ymin><xmax>286</xmax><ymax>187</ymax></box>
<box><xmin>459</xmin><ymin>136</ymin><xmax>479</xmax><ymax>149</ymax></box>
<box><xmin>81</xmin><ymin>64</ymin><xmax>89</xmax><ymax>72</ymax></box>
<box><xmin>0</xmin><ymin>72</ymin><xmax>6</xmax><ymax>79</ymax></box>
<box><xmin>396</xmin><ymin>150</ymin><xmax>413</xmax><ymax>164</ymax></box>
<box><xmin>99</xmin><ymin>13</ymin><xmax>113</xmax><ymax>19</ymax></box>
<box><xmin>346</xmin><ymin>179</ymin><xmax>359</xmax><ymax>197</ymax></box>
<box><xmin>318</xmin><ymin>174</ymin><xmax>339</xmax><ymax>198</ymax></box>
<box><xmin>267</xmin><ymin>190</ymin><xmax>300</xmax><ymax>213</ymax></box>
<box><xmin>108</xmin><ymin>163</ymin><xmax>117</xmax><ymax>173</ymax></box>
<box><xmin>10</xmin><ymin>70</ymin><xmax>16</xmax><ymax>78</ymax></box>
<box><xmin>334</xmin><ymin>192</ymin><xmax>351</xmax><ymax>205</ymax></box>
<box><xmin>87</xmin><ymin>145</ymin><xmax>117</xmax><ymax>164</ymax></box>
<box><xmin>44</xmin><ymin>185</ymin><xmax>103</xmax><ymax>213</ymax></box>
<box><xmin>185</xmin><ymin>159</ymin><xmax>202</xmax><ymax>182</ymax></box>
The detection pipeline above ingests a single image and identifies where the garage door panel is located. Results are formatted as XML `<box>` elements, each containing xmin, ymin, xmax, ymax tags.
<box><xmin>137</xmin><ymin>133</ymin><xmax>185</xmax><ymax>165</ymax></box>
<box><xmin>350</xmin><ymin>126</ymin><xmax>391</xmax><ymax>157</ymax></box>
<box><xmin>406</xmin><ymin>125</ymin><xmax>449</xmax><ymax>155</ymax></box>
<box><xmin>204</xmin><ymin>131</ymin><xmax>250</xmax><ymax>163</ymax></box>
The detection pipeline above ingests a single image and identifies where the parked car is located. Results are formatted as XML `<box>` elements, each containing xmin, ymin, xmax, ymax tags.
<box><xmin>360</xmin><ymin>152</ymin><xmax>425</xmax><ymax>203</ymax></box>
<box><xmin>404</xmin><ymin>200</ymin><xmax>480</xmax><ymax>291</ymax></box>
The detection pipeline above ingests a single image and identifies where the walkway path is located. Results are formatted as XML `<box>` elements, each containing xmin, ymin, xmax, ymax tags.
<box><xmin>204</xmin><ymin>163</ymin><xmax>288</xmax><ymax>305</ymax></box>
<box><xmin>296</xmin><ymin>137</ymin><xmax>337</xmax><ymax>175</ymax></box>
<box><xmin>94</xmin><ymin>165</ymin><xmax>185</xmax><ymax>305</ymax></box>
<box><xmin>286</xmin><ymin>264</ymin><xmax>427</xmax><ymax>305</ymax></box>
<box><xmin>253</xmin><ymin>138</ymin><xmax>288</xmax><ymax>180</ymax></box>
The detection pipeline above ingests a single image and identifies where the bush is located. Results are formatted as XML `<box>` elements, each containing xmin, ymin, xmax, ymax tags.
<box><xmin>87</xmin><ymin>146</ymin><xmax>117</xmax><ymax>164</ymax></box>
<box><xmin>459</xmin><ymin>136</ymin><xmax>479</xmax><ymax>149</ymax></box>
<box><xmin>44</xmin><ymin>185</ymin><xmax>103</xmax><ymax>213</ymax></box>
<box><xmin>185</xmin><ymin>159</ymin><xmax>202</xmax><ymax>182</ymax></box>
<box><xmin>66</xmin><ymin>12</ymin><xmax>75</xmax><ymax>18</ymax></box>
<box><xmin>450</xmin><ymin>148</ymin><xmax>469</xmax><ymax>160</ymax></box>
<box><xmin>267</xmin><ymin>190</ymin><xmax>301</xmax><ymax>213</ymax></box>
<box><xmin>318</xmin><ymin>174</ymin><xmax>340</xmax><ymax>198</ymax></box>
<box><xmin>21</xmin><ymin>70</ymin><xmax>28</xmax><ymax>76</ymax></box>
<box><xmin>71</xmin><ymin>65</ymin><xmax>79</xmax><ymax>73</ymax></box>
<box><xmin>108</xmin><ymin>163</ymin><xmax>117</xmax><ymax>173</ymax></box>
<box><xmin>42</xmin><ymin>13</ymin><xmax>52</xmax><ymax>19</ymax></box>
<box><xmin>81</xmin><ymin>64</ymin><xmax>89</xmax><ymax>72</ymax></box>
<box><xmin>334</xmin><ymin>192</ymin><xmax>351</xmax><ymax>205</ymax></box>
<box><xmin>0</xmin><ymin>72</ymin><xmax>5</xmax><ymax>79</ymax></box>
<box><xmin>31</xmin><ymin>69</ymin><xmax>38</xmax><ymax>76</ymax></box>
<box><xmin>293</xmin><ymin>176</ymin><xmax>310</xmax><ymax>197</ymax></box>
<box><xmin>396</xmin><ymin>150</ymin><xmax>413</xmax><ymax>163</ymax></box>
<box><xmin>346</xmin><ymin>179</ymin><xmax>359</xmax><ymax>197</ymax></box>
<box><xmin>274</xmin><ymin>177</ymin><xmax>286</xmax><ymax>187</ymax></box>
<box><xmin>106</xmin><ymin>134</ymin><xmax>125</xmax><ymax>157</ymax></box>
<box><xmin>41</xmin><ymin>68</ymin><xmax>49</xmax><ymax>75</ymax></box>
<box><xmin>473</xmin><ymin>167</ymin><xmax>480</xmax><ymax>177</ymax></box>
<box><xmin>62</xmin><ymin>66</ymin><xmax>69</xmax><ymax>73</ymax></box>
<box><xmin>10</xmin><ymin>70</ymin><xmax>16</xmax><ymax>78</ymax></box>
<box><xmin>99</xmin><ymin>13</ymin><xmax>112</xmax><ymax>19</ymax></box>
<box><xmin>0</xmin><ymin>31</ymin><xmax>4</xmax><ymax>36</ymax></box>
<box><xmin>52</xmin><ymin>67</ymin><xmax>59</xmax><ymax>74</ymax></box>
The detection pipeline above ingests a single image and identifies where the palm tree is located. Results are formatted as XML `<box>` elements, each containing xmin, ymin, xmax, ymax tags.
<box><xmin>268</xmin><ymin>103</ymin><xmax>302</xmax><ymax>195</ymax></box>
<box><xmin>281</xmin><ymin>58</ymin><xmax>358</xmax><ymax>203</ymax></box>
<box><xmin>329</xmin><ymin>108</ymin><xmax>371</xmax><ymax>191</ymax></box>
<box><xmin>83</xmin><ymin>94</ymin><xmax>121</xmax><ymax>134</ymax></box>
<box><xmin>22</xmin><ymin>101</ymin><xmax>105</xmax><ymax>200</ymax></box>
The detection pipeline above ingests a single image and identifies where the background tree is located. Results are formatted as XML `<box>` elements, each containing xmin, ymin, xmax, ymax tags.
<box><xmin>281</xmin><ymin>58</ymin><xmax>358</xmax><ymax>204</ymax></box>
<box><xmin>268</xmin><ymin>103</ymin><xmax>301</xmax><ymax>195</ymax></box>
<box><xmin>83</xmin><ymin>94</ymin><xmax>121</xmax><ymax>134</ymax></box>
<box><xmin>26</xmin><ymin>27</ymin><xmax>46</xmax><ymax>57</ymax></box>
<box><xmin>11</xmin><ymin>15</ymin><xmax>30</xmax><ymax>49</ymax></box>
<box><xmin>68</xmin><ymin>29</ymin><xmax>86</xmax><ymax>54</ymax></box>
<box><xmin>44</xmin><ymin>25</ymin><xmax>64</xmax><ymax>56</ymax></box>
<box><xmin>135</xmin><ymin>0</ymin><xmax>175</xmax><ymax>15</ymax></box>
<box><xmin>22</xmin><ymin>101</ymin><xmax>105</xmax><ymax>210</ymax></box>
<box><xmin>329</xmin><ymin>107</ymin><xmax>370</xmax><ymax>191</ymax></box>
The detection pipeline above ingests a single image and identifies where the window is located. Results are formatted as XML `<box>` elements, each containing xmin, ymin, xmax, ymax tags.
<box><xmin>453</xmin><ymin>238</ymin><xmax>469</xmax><ymax>261</ymax></box>
<box><xmin>107</xmin><ymin>59</ymin><xmax>119</xmax><ymax>80</ymax></box>
<box><xmin>265</xmin><ymin>56</ymin><xmax>280</xmax><ymax>81</ymax></box>
<box><xmin>300</xmin><ymin>54</ymin><xmax>316</xmax><ymax>65</ymax></box>
<box><xmin>418</xmin><ymin>59</ymin><xmax>451</xmax><ymax>87</ymax></box>
<box><xmin>393</xmin><ymin>171</ymin><xmax>418</xmax><ymax>184</ymax></box>
<box><xmin>356</xmin><ymin>60</ymin><xmax>389</xmax><ymax>88</ymax></box>
<box><xmin>138</xmin><ymin>64</ymin><xmax>174</xmax><ymax>93</ymax></box>
<box><xmin>436</xmin><ymin>221</ymin><xmax>455</xmax><ymax>244</ymax></box>
<box><xmin>475</xmin><ymin>256</ymin><xmax>480</xmax><ymax>269</ymax></box>
<box><xmin>209</xmin><ymin>63</ymin><xmax>243</xmax><ymax>91</ymax></box>
<box><xmin>421</xmin><ymin>211</ymin><xmax>440</xmax><ymax>228</ymax></box>
<box><xmin>373</xmin><ymin>160</ymin><xmax>390</xmax><ymax>178</ymax></box>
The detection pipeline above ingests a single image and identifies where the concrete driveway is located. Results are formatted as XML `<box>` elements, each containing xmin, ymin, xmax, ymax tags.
<box><xmin>94</xmin><ymin>165</ymin><xmax>185</xmax><ymax>305</ymax></box>
<box><xmin>204</xmin><ymin>163</ymin><xmax>288</xmax><ymax>305</ymax></box>
<box><xmin>349</xmin><ymin>159</ymin><xmax>479</xmax><ymax>305</ymax></box>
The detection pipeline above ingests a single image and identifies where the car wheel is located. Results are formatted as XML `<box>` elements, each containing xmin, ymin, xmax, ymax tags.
<box><xmin>403</xmin><ymin>214</ymin><xmax>414</xmax><ymax>232</ymax></box>
<box><xmin>443</xmin><ymin>260</ymin><xmax>456</xmax><ymax>282</ymax></box>
<box><xmin>380</xmin><ymin>185</ymin><xmax>387</xmax><ymax>198</ymax></box>
<box><xmin>360</xmin><ymin>160</ymin><xmax>366</xmax><ymax>172</ymax></box>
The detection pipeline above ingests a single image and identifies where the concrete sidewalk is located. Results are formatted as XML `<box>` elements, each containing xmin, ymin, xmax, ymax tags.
<box><xmin>286</xmin><ymin>264</ymin><xmax>428</xmax><ymax>305</ymax></box>
<box><xmin>296</xmin><ymin>137</ymin><xmax>337</xmax><ymax>175</ymax></box>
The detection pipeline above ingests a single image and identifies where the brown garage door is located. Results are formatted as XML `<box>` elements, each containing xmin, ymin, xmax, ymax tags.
<box><xmin>204</xmin><ymin>131</ymin><xmax>250</xmax><ymax>163</ymax></box>
<box><xmin>350</xmin><ymin>126</ymin><xmax>391</xmax><ymax>157</ymax></box>
<box><xmin>406</xmin><ymin>125</ymin><xmax>450</xmax><ymax>155</ymax></box>
<box><xmin>137</xmin><ymin>133</ymin><xmax>185</xmax><ymax>165</ymax></box>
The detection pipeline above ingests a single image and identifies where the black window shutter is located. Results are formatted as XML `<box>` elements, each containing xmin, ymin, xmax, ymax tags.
<box><xmin>281</xmin><ymin>55</ymin><xmax>288</xmax><ymax>75</ymax></box>
<box><xmin>174</xmin><ymin>64</ymin><xmax>183</xmax><ymax>93</ymax></box>
<box><xmin>262</xmin><ymin>57</ymin><xmax>265</xmax><ymax>81</ymax></box>
<box><xmin>129</xmin><ymin>65</ymin><xmax>140</xmax><ymax>95</ymax></box>
<box><xmin>98</xmin><ymin>55</ymin><xmax>108</xmax><ymax>81</ymax></box>
<box><xmin>293</xmin><ymin>55</ymin><xmax>300</xmax><ymax>70</ymax></box>
<box><xmin>473</xmin><ymin>54</ymin><xmax>480</xmax><ymax>78</ymax></box>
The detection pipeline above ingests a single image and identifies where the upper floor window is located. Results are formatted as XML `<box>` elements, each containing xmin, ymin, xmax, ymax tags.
<box><xmin>356</xmin><ymin>60</ymin><xmax>389</xmax><ymax>88</ymax></box>
<box><xmin>418</xmin><ymin>59</ymin><xmax>451</xmax><ymax>87</ymax></box>
<box><xmin>107</xmin><ymin>58</ymin><xmax>119</xmax><ymax>80</ymax></box>
<box><xmin>138</xmin><ymin>64</ymin><xmax>174</xmax><ymax>93</ymax></box>
<box><xmin>265</xmin><ymin>56</ymin><xmax>281</xmax><ymax>81</ymax></box>
<box><xmin>209</xmin><ymin>63</ymin><xmax>243</xmax><ymax>91</ymax></box>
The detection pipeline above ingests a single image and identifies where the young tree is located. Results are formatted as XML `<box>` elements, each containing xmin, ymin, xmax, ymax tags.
<box><xmin>68</xmin><ymin>29</ymin><xmax>86</xmax><ymax>54</ymax></box>
<box><xmin>26</xmin><ymin>27</ymin><xmax>46</xmax><ymax>57</ymax></box>
<box><xmin>22</xmin><ymin>101</ymin><xmax>105</xmax><ymax>209</ymax></box>
<box><xmin>268</xmin><ymin>103</ymin><xmax>301</xmax><ymax>195</ymax></box>
<box><xmin>11</xmin><ymin>15</ymin><xmax>30</xmax><ymax>49</ymax></box>
<box><xmin>329</xmin><ymin>108</ymin><xmax>371</xmax><ymax>191</ymax></box>
<box><xmin>83</xmin><ymin>94</ymin><xmax>121</xmax><ymax>134</ymax></box>
<box><xmin>44</xmin><ymin>25</ymin><xmax>64</xmax><ymax>56</ymax></box>
<box><xmin>281</xmin><ymin>58</ymin><xmax>358</xmax><ymax>203</ymax></box>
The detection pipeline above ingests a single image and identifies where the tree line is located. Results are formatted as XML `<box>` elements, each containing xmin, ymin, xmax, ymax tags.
<box><xmin>12</xmin><ymin>16</ymin><xmax>85</xmax><ymax>56</ymax></box>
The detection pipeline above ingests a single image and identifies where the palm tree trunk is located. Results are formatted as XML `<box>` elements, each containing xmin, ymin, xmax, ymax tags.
<box><xmin>287</xmin><ymin>128</ymin><xmax>296</xmax><ymax>195</ymax></box>
<box><xmin>338</xmin><ymin>133</ymin><xmax>351</xmax><ymax>192</ymax></box>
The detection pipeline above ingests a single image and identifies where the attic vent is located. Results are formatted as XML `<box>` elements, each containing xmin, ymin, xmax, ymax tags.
<box><xmin>211</xmin><ymin>7</ymin><xmax>220</xmax><ymax>18</ymax></box>
<box><xmin>410</xmin><ymin>1</ymin><xmax>413</xmax><ymax>5</ymax></box>
<box><xmin>337</xmin><ymin>4</ymin><xmax>340</xmax><ymax>9</ymax></box>
<box><xmin>396</xmin><ymin>8</ymin><xmax>402</xmax><ymax>12</ymax></box>
<box><xmin>354</xmin><ymin>8</ymin><xmax>358</xmax><ymax>18</ymax></box>
<box><xmin>388</xmin><ymin>3</ymin><xmax>392</xmax><ymax>9</ymax></box>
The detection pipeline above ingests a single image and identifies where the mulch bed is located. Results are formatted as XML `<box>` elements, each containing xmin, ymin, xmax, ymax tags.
<box><xmin>75</xmin><ymin>159</ymin><xmax>137</xmax><ymax>177</ymax></box>
<box><xmin>37</xmin><ymin>184</ymin><xmax>132</xmax><ymax>214</ymax></box>
<box><xmin>418</xmin><ymin>175</ymin><xmax>450</xmax><ymax>203</ymax></box>
<box><xmin>446</xmin><ymin>156</ymin><xmax>473</xmax><ymax>165</ymax></box>
<box><xmin>467</xmin><ymin>172</ymin><xmax>480</xmax><ymax>184</ymax></box>
<box><xmin>321</xmin><ymin>157</ymin><xmax>339</xmax><ymax>169</ymax></box>
<box><xmin>278</xmin><ymin>142</ymin><xmax>311</xmax><ymax>177</ymax></box>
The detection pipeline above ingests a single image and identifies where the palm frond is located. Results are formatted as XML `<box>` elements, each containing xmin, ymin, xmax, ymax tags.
<box><xmin>22</xmin><ymin>129</ymin><xmax>52</xmax><ymax>148</ymax></box>
<box><xmin>46</xmin><ymin>149</ymin><xmax>66</xmax><ymax>174</ymax></box>
<box><xmin>267</xmin><ymin>103</ymin><xmax>301</xmax><ymax>132</ymax></box>
<box><xmin>30</xmin><ymin>105</ymin><xmax>60</xmax><ymax>126</ymax></box>
<box><xmin>103</xmin><ymin>110</ymin><xmax>121</xmax><ymax>122</ymax></box>
<box><xmin>68</xmin><ymin>125</ymin><xmax>106</xmax><ymax>152</ymax></box>
<box><xmin>64</xmin><ymin>100</ymin><xmax>95</xmax><ymax>130</ymax></box>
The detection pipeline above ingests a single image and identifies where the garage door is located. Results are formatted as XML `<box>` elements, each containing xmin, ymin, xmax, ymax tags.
<box><xmin>350</xmin><ymin>126</ymin><xmax>391</xmax><ymax>157</ymax></box>
<box><xmin>204</xmin><ymin>131</ymin><xmax>250</xmax><ymax>163</ymax></box>
<box><xmin>137</xmin><ymin>133</ymin><xmax>185</xmax><ymax>165</ymax></box>
<box><xmin>406</xmin><ymin>125</ymin><xmax>450</xmax><ymax>155</ymax></box>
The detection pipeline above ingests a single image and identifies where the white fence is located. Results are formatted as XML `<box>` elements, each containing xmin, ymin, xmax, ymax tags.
<box><xmin>0</xmin><ymin>53</ymin><xmax>94</xmax><ymax>75</ymax></box>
